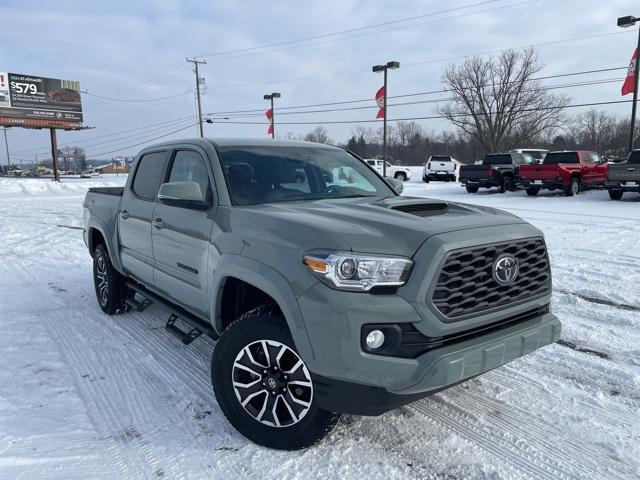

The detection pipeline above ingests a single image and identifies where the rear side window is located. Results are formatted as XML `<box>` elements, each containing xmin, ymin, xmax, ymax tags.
<box><xmin>430</xmin><ymin>156</ymin><xmax>451</xmax><ymax>162</ymax></box>
<box><xmin>629</xmin><ymin>151</ymin><xmax>640</xmax><ymax>164</ymax></box>
<box><xmin>483</xmin><ymin>154</ymin><xmax>512</xmax><ymax>165</ymax></box>
<box><xmin>132</xmin><ymin>151</ymin><xmax>167</xmax><ymax>200</ymax></box>
<box><xmin>543</xmin><ymin>152</ymin><xmax>579</xmax><ymax>164</ymax></box>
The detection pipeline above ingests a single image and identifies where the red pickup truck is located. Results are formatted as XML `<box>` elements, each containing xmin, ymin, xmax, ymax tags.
<box><xmin>519</xmin><ymin>151</ymin><xmax>607</xmax><ymax>196</ymax></box>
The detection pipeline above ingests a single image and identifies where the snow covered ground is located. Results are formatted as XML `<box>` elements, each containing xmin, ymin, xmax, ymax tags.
<box><xmin>0</xmin><ymin>174</ymin><xmax>638</xmax><ymax>480</ymax></box>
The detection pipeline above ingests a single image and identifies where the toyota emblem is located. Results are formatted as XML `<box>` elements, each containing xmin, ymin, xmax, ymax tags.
<box><xmin>492</xmin><ymin>254</ymin><xmax>519</xmax><ymax>285</ymax></box>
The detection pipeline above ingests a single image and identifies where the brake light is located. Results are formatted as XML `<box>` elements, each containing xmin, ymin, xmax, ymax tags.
<box><xmin>427</xmin><ymin>162</ymin><xmax>431</xmax><ymax>169</ymax></box>
<box><xmin>454</xmin><ymin>163</ymin><xmax>457</xmax><ymax>171</ymax></box>
<box><xmin>487</xmin><ymin>167</ymin><xmax>494</xmax><ymax>177</ymax></box>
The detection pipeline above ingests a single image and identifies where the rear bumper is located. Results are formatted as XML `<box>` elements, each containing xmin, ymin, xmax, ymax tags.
<box><xmin>521</xmin><ymin>179</ymin><xmax>565</xmax><ymax>189</ymax></box>
<box><xmin>312</xmin><ymin>311</ymin><xmax>560</xmax><ymax>415</ymax></box>
<box><xmin>605</xmin><ymin>180</ymin><xmax>640</xmax><ymax>192</ymax></box>
<box><xmin>460</xmin><ymin>178</ymin><xmax>498</xmax><ymax>188</ymax></box>
<box><xmin>426</xmin><ymin>171</ymin><xmax>456</xmax><ymax>180</ymax></box>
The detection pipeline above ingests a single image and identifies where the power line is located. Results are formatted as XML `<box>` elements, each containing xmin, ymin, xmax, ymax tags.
<box><xmin>87</xmin><ymin>123</ymin><xmax>198</xmax><ymax>157</ymax></box>
<box><xmin>209</xmin><ymin>30</ymin><xmax>635</xmax><ymax>90</ymax></box>
<box><xmin>82</xmin><ymin>90</ymin><xmax>192</xmax><ymax>103</ymax></box>
<box><xmin>206</xmin><ymin>99</ymin><xmax>634</xmax><ymax>125</ymax></box>
<box><xmin>206</xmin><ymin>68</ymin><xmax>627</xmax><ymax>116</ymax></box>
<box><xmin>197</xmin><ymin>0</ymin><xmax>504</xmax><ymax>59</ymax></box>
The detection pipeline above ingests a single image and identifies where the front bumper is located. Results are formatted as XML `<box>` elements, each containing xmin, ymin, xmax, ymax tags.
<box><xmin>312</xmin><ymin>311</ymin><xmax>560</xmax><ymax>415</ymax></box>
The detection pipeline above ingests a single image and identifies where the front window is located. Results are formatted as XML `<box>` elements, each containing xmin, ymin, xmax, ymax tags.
<box><xmin>217</xmin><ymin>145</ymin><xmax>395</xmax><ymax>205</ymax></box>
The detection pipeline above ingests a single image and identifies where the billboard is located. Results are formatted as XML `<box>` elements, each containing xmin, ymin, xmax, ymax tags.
<box><xmin>0</xmin><ymin>72</ymin><xmax>83</xmax><ymax>128</ymax></box>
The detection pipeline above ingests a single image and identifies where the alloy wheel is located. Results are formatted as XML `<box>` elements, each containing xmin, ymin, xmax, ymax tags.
<box><xmin>96</xmin><ymin>256</ymin><xmax>108</xmax><ymax>305</ymax></box>
<box><xmin>232</xmin><ymin>340</ymin><xmax>313</xmax><ymax>428</ymax></box>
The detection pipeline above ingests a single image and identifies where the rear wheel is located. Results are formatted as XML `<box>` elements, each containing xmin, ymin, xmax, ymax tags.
<box><xmin>394</xmin><ymin>172</ymin><xmax>407</xmax><ymax>182</ymax></box>
<box><xmin>93</xmin><ymin>244</ymin><xmax>129</xmax><ymax>314</ymax></box>
<box><xmin>466</xmin><ymin>184</ymin><xmax>479</xmax><ymax>194</ymax></box>
<box><xmin>608</xmin><ymin>189</ymin><xmax>623</xmax><ymax>200</ymax></box>
<box><xmin>526</xmin><ymin>187</ymin><xmax>540</xmax><ymax>196</ymax></box>
<box><xmin>499</xmin><ymin>176</ymin><xmax>514</xmax><ymax>193</ymax></box>
<box><xmin>565</xmin><ymin>177</ymin><xmax>580</xmax><ymax>196</ymax></box>
<box><xmin>212</xmin><ymin>306</ymin><xmax>340</xmax><ymax>450</ymax></box>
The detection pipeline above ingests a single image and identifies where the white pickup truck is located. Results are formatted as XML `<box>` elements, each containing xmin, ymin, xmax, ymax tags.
<box><xmin>364</xmin><ymin>159</ymin><xmax>412</xmax><ymax>181</ymax></box>
<box><xmin>423</xmin><ymin>155</ymin><xmax>458</xmax><ymax>182</ymax></box>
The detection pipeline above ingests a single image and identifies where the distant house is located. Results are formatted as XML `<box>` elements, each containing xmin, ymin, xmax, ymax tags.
<box><xmin>93</xmin><ymin>163</ymin><xmax>127</xmax><ymax>174</ymax></box>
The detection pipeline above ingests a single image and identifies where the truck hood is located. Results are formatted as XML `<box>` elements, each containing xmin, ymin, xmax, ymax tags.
<box><xmin>227</xmin><ymin>196</ymin><xmax>528</xmax><ymax>257</ymax></box>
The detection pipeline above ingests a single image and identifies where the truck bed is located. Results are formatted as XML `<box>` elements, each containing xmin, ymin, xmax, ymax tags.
<box><xmin>459</xmin><ymin>165</ymin><xmax>491</xmax><ymax>181</ymax></box>
<box><xmin>88</xmin><ymin>187</ymin><xmax>124</xmax><ymax>196</ymax></box>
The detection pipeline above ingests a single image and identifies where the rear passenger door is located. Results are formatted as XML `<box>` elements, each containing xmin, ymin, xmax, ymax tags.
<box><xmin>151</xmin><ymin>148</ymin><xmax>216</xmax><ymax>316</ymax></box>
<box><xmin>119</xmin><ymin>150</ymin><xmax>169</xmax><ymax>285</ymax></box>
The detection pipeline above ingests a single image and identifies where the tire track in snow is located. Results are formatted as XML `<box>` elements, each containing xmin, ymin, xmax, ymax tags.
<box><xmin>443</xmin><ymin>386</ymin><xmax>636</xmax><ymax>479</ymax></box>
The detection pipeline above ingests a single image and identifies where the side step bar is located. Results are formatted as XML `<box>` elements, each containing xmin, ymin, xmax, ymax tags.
<box><xmin>126</xmin><ymin>282</ymin><xmax>218</xmax><ymax>344</ymax></box>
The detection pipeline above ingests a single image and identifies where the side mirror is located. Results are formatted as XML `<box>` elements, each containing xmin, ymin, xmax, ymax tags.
<box><xmin>386</xmin><ymin>176</ymin><xmax>404</xmax><ymax>194</ymax></box>
<box><xmin>158</xmin><ymin>181</ymin><xmax>209</xmax><ymax>209</ymax></box>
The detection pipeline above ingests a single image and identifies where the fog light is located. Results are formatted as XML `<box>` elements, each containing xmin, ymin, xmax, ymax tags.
<box><xmin>365</xmin><ymin>330</ymin><xmax>385</xmax><ymax>349</ymax></box>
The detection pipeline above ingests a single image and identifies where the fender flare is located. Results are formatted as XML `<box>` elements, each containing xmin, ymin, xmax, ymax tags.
<box><xmin>210</xmin><ymin>254</ymin><xmax>315</xmax><ymax>362</ymax></box>
<box><xmin>86</xmin><ymin>218</ymin><xmax>126</xmax><ymax>275</ymax></box>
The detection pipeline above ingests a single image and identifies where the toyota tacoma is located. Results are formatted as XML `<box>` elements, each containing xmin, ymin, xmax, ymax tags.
<box><xmin>83</xmin><ymin>138</ymin><xmax>560</xmax><ymax>450</ymax></box>
<box><xmin>605</xmin><ymin>149</ymin><xmax>640</xmax><ymax>200</ymax></box>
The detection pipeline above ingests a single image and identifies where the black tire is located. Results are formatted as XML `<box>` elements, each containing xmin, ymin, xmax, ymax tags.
<box><xmin>565</xmin><ymin>177</ymin><xmax>580</xmax><ymax>196</ymax></box>
<box><xmin>212</xmin><ymin>305</ymin><xmax>340</xmax><ymax>450</ymax></box>
<box><xmin>608</xmin><ymin>188</ymin><xmax>623</xmax><ymax>200</ymax></box>
<box><xmin>526</xmin><ymin>187</ymin><xmax>540</xmax><ymax>196</ymax></box>
<box><xmin>424</xmin><ymin>175</ymin><xmax>430</xmax><ymax>183</ymax></box>
<box><xmin>466</xmin><ymin>184</ymin><xmax>479</xmax><ymax>194</ymax></box>
<box><xmin>93</xmin><ymin>244</ymin><xmax>129</xmax><ymax>314</ymax></box>
<box><xmin>499</xmin><ymin>176</ymin><xmax>514</xmax><ymax>193</ymax></box>
<box><xmin>394</xmin><ymin>172</ymin><xmax>407</xmax><ymax>182</ymax></box>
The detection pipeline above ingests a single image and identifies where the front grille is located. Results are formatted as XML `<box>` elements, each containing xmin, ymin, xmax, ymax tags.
<box><xmin>430</xmin><ymin>238</ymin><xmax>551</xmax><ymax>320</ymax></box>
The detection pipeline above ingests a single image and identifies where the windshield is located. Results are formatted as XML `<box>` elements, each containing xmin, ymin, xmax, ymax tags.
<box><xmin>483</xmin><ymin>154</ymin><xmax>512</xmax><ymax>165</ymax></box>
<box><xmin>544</xmin><ymin>152</ymin><xmax>579</xmax><ymax>164</ymax></box>
<box><xmin>217</xmin><ymin>145</ymin><xmax>395</xmax><ymax>205</ymax></box>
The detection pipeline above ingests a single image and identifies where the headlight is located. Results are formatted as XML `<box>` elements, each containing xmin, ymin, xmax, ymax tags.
<box><xmin>303</xmin><ymin>251</ymin><xmax>413</xmax><ymax>292</ymax></box>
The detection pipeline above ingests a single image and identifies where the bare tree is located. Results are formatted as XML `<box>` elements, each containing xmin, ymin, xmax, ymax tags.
<box><xmin>304</xmin><ymin>126</ymin><xmax>332</xmax><ymax>144</ymax></box>
<box><xmin>396</xmin><ymin>121</ymin><xmax>424</xmax><ymax>146</ymax></box>
<box><xmin>437</xmin><ymin>48</ymin><xmax>568</xmax><ymax>152</ymax></box>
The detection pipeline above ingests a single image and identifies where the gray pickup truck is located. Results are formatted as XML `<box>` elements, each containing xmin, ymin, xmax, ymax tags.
<box><xmin>605</xmin><ymin>149</ymin><xmax>640</xmax><ymax>200</ymax></box>
<box><xmin>83</xmin><ymin>138</ymin><xmax>560</xmax><ymax>450</ymax></box>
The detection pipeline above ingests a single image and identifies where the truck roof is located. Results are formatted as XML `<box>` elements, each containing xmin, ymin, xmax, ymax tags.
<box><xmin>138</xmin><ymin>137</ymin><xmax>340</xmax><ymax>153</ymax></box>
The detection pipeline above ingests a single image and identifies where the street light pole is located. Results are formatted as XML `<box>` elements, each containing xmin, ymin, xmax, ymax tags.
<box><xmin>372</xmin><ymin>61</ymin><xmax>400</xmax><ymax>178</ymax></box>
<box><xmin>264</xmin><ymin>92</ymin><xmax>281</xmax><ymax>139</ymax></box>
<box><xmin>2</xmin><ymin>127</ymin><xmax>11</xmax><ymax>175</ymax></box>
<box><xmin>618</xmin><ymin>15</ymin><xmax>640</xmax><ymax>152</ymax></box>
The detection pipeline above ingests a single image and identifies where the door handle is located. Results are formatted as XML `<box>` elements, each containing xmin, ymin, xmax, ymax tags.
<box><xmin>120</xmin><ymin>210</ymin><xmax>130</xmax><ymax>220</ymax></box>
<box><xmin>152</xmin><ymin>218</ymin><xmax>165</xmax><ymax>229</ymax></box>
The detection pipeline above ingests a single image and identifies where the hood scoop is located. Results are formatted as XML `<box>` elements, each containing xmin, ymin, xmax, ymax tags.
<box><xmin>388</xmin><ymin>200</ymin><xmax>449</xmax><ymax>217</ymax></box>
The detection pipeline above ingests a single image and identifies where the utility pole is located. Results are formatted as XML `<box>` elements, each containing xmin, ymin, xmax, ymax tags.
<box><xmin>186</xmin><ymin>57</ymin><xmax>207</xmax><ymax>138</ymax></box>
<box><xmin>372</xmin><ymin>61</ymin><xmax>400</xmax><ymax>178</ymax></box>
<box><xmin>3</xmin><ymin>127</ymin><xmax>11</xmax><ymax>175</ymax></box>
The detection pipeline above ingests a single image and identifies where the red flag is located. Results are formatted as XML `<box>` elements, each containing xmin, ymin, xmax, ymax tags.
<box><xmin>267</xmin><ymin>123</ymin><xmax>273</xmax><ymax>136</ymax></box>
<box><xmin>622</xmin><ymin>48</ymin><xmax>637</xmax><ymax>96</ymax></box>
<box><xmin>265</xmin><ymin>108</ymin><xmax>273</xmax><ymax>120</ymax></box>
<box><xmin>375</xmin><ymin>85</ymin><xmax>385</xmax><ymax>119</ymax></box>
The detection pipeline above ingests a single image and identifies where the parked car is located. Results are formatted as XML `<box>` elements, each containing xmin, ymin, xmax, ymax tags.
<box><xmin>422</xmin><ymin>155</ymin><xmax>458</xmax><ymax>182</ymax></box>
<box><xmin>459</xmin><ymin>152</ymin><xmax>535</xmax><ymax>193</ymax></box>
<box><xmin>364</xmin><ymin>158</ymin><xmax>411</xmax><ymax>181</ymax></box>
<box><xmin>605</xmin><ymin>149</ymin><xmax>640</xmax><ymax>200</ymax></box>
<box><xmin>83</xmin><ymin>138</ymin><xmax>560</xmax><ymax>450</ymax></box>
<box><xmin>47</xmin><ymin>88</ymin><xmax>81</xmax><ymax>103</ymax></box>
<box><xmin>519</xmin><ymin>150</ymin><xmax>607</xmax><ymax>197</ymax></box>
<box><xmin>510</xmin><ymin>149</ymin><xmax>548</xmax><ymax>163</ymax></box>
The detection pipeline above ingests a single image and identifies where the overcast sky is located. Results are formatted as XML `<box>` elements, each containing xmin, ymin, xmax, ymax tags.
<box><xmin>1</xmin><ymin>0</ymin><xmax>639</xmax><ymax>162</ymax></box>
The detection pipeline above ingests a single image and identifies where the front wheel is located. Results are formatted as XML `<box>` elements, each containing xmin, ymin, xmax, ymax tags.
<box><xmin>212</xmin><ymin>306</ymin><xmax>340</xmax><ymax>450</ymax></box>
<box><xmin>394</xmin><ymin>172</ymin><xmax>407</xmax><ymax>182</ymax></box>
<box><xmin>608</xmin><ymin>189</ymin><xmax>623</xmax><ymax>200</ymax></box>
<box><xmin>499</xmin><ymin>176</ymin><xmax>514</xmax><ymax>193</ymax></box>
<box><xmin>466</xmin><ymin>184</ymin><xmax>479</xmax><ymax>194</ymax></box>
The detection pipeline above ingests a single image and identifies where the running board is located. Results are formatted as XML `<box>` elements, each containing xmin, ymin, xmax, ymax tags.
<box><xmin>126</xmin><ymin>282</ymin><xmax>218</xmax><ymax>343</ymax></box>
<box><xmin>125</xmin><ymin>295</ymin><xmax>153</xmax><ymax>312</ymax></box>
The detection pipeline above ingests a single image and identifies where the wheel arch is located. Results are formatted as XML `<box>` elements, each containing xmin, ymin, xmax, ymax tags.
<box><xmin>85</xmin><ymin>218</ymin><xmax>125</xmax><ymax>275</ymax></box>
<box><xmin>211</xmin><ymin>254</ymin><xmax>315</xmax><ymax>363</ymax></box>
